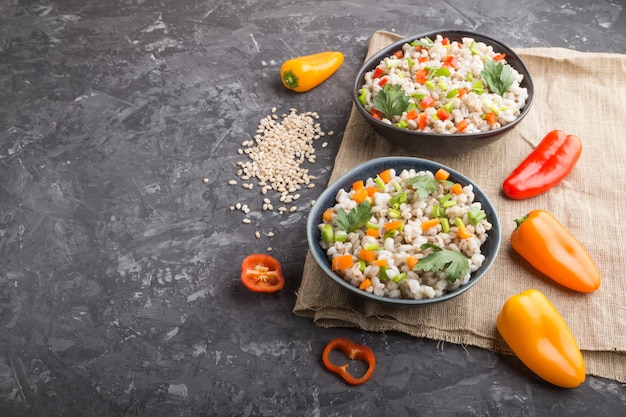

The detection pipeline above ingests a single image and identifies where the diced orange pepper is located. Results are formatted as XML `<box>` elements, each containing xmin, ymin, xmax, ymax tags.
<box><xmin>456</xmin><ymin>119</ymin><xmax>468</xmax><ymax>132</ymax></box>
<box><xmin>366</xmin><ymin>186</ymin><xmax>378</xmax><ymax>197</ymax></box>
<box><xmin>450</xmin><ymin>183</ymin><xmax>463</xmax><ymax>195</ymax></box>
<box><xmin>352</xmin><ymin>188</ymin><xmax>368</xmax><ymax>204</ymax></box>
<box><xmin>359</xmin><ymin>278</ymin><xmax>372</xmax><ymax>290</ymax></box>
<box><xmin>406</xmin><ymin>255</ymin><xmax>419</xmax><ymax>271</ymax></box>
<box><xmin>366</xmin><ymin>227</ymin><xmax>379</xmax><ymax>238</ymax></box>
<box><xmin>373</xmin><ymin>259</ymin><xmax>387</xmax><ymax>267</ymax></box>
<box><xmin>435</xmin><ymin>168</ymin><xmax>450</xmax><ymax>181</ymax></box>
<box><xmin>359</xmin><ymin>249</ymin><xmax>376</xmax><ymax>262</ymax></box>
<box><xmin>332</xmin><ymin>254</ymin><xmax>354</xmax><ymax>271</ymax></box>
<box><xmin>322</xmin><ymin>208</ymin><xmax>334</xmax><ymax>222</ymax></box>
<box><xmin>419</xmin><ymin>113</ymin><xmax>428</xmax><ymax>130</ymax></box>
<box><xmin>421</xmin><ymin>218</ymin><xmax>441</xmax><ymax>231</ymax></box>
<box><xmin>379</xmin><ymin>169</ymin><xmax>392</xmax><ymax>184</ymax></box>
<box><xmin>384</xmin><ymin>220</ymin><xmax>404</xmax><ymax>232</ymax></box>
<box><xmin>405</xmin><ymin>108</ymin><xmax>419</xmax><ymax>120</ymax></box>
<box><xmin>415</xmin><ymin>68</ymin><xmax>429</xmax><ymax>84</ymax></box>
<box><xmin>457</xmin><ymin>223</ymin><xmax>472</xmax><ymax>239</ymax></box>
<box><xmin>352</xmin><ymin>180</ymin><xmax>365</xmax><ymax>191</ymax></box>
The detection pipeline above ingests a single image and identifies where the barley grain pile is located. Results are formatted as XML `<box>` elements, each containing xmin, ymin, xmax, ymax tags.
<box><xmin>230</xmin><ymin>107</ymin><xmax>333</xmax><ymax>217</ymax></box>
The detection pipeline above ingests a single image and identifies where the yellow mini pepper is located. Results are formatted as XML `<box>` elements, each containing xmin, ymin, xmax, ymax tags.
<box><xmin>496</xmin><ymin>289</ymin><xmax>585</xmax><ymax>388</ymax></box>
<box><xmin>280</xmin><ymin>51</ymin><xmax>344</xmax><ymax>92</ymax></box>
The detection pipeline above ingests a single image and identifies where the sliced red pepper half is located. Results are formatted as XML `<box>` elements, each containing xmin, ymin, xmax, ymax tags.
<box><xmin>322</xmin><ymin>337</ymin><xmax>376</xmax><ymax>385</ymax></box>
<box><xmin>240</xmin><ymin>254</ymin><xmax>284</xmax><ymax>293</ymax></box>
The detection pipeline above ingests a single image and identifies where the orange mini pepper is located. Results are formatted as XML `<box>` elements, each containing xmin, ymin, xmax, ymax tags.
<box><xmin>322</xmin><ymin>337</ymin><xmax>376</xmax><ymax>385</ymax></box>
<box><xmin>280</xmin><ymin>51</ymin><xmax>344</xmax><ymax>92</ymax></box>
<box><xmin>496</xmin><ymin>289</ymin><xmax>585</xmax><ymax>388</ymax></box>
<box><xmin>510</xmin><ymin>210</ymin><xmax>600</xmax><ymax>292</ymax></box>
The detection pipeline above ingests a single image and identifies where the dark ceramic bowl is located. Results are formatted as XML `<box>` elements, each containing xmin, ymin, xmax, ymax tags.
<box><xmin>307</xmin><ymin>157</ymin><xmax>501</xmax><ymax>306</ymax></box>
<box><xmin>353</xmin><ymin>30</ymin><xmax>534</xmax><ymax>155</ymax></box>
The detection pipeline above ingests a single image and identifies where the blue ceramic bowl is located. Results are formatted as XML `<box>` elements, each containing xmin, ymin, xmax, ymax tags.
<box><xmin>352</xmin><ymin>30</ymin><xmax>534</xmax><ymax>155</ymax></box>
<box><xmin>307</xmin><ymin>157</ymin><xmax>501</xmax><ymax>305</ymax></box>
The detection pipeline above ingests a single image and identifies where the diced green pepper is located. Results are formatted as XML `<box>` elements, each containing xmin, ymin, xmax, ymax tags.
<box><xmin>446</xmin><ymin>88</ymin><xmax>459</xmax><ymax>98</ymax></box>
<box><xmin>441</xmin><ymin>217</ymin><xmax>450</xmax><ymax>233</ymax></box>
<box><xmin>472</xmin><ymin>80</ymin><xmax>484</xmax><ymax>95</ymax></box>
<box><xmin>358</xmin><ymin>88</ymin><xmax>367</xmax><ymax>106</ymax></box>
<box><xmin>334</xmin><ymin>230</ymin><xmax>347</xmax><ymax>242</ymax></box>
<box><xmin>468</xmin><ymin>206</ymin><xmax>487</xmax><ymax>224</ymax></box>
<box><xmin>322</xmin><ymin>224</ymin><xmax>334</xmax><ymax>242</ymax></box>
<box><xmin>392</xmin><ymin>272</ymin><xmax>407</xmax><ymax>282</ymax></box>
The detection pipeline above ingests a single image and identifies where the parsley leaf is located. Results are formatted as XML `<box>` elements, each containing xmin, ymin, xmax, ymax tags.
<box><xmin>480</xmin><ymin>59</ymin><xmax>515</xmax><ymax>96</ymax></box>
<box><xmin>413</xmin><ymin>243</ymin><xmax>470</xmax><ymax>283</ymax></box>
<box><xmin>334</xmin><ymin>201</ymin><xmax>373</xmax><ymax>233</ymax></box>
<box><xmin>373</xmin><ymin>84</ymin><xmax>410</xmax><ymax>120</ymax></box>
<box><xmin>406</xmin><ymin>175</ymin><xmax>439</xmax><ymax>199</ymax></box>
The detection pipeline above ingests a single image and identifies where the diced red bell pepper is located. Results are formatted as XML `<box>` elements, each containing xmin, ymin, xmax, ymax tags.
<box><xmin>436</xmin><ymin>108</ymin><xmax>450</xmax><ymax>121</ymax></box>
<box><xmin>419</xmin><ymin>96</ymin><xmax>434</xmax><ymax>109</ymax></box>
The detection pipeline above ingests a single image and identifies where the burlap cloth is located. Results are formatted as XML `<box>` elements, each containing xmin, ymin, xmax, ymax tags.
<box><xmin>294</xmin><ymin>30</ymin><xmax>626</xmax><ymax>383</ymax></box>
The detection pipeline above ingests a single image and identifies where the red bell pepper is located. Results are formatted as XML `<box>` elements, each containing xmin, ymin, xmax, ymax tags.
<box><xmin>322</xmin><ymin>337</ymin><xmax>376</xmax><ymax>385</ymax></box>
<box><xmin>419</xmin><ymin>96</ymin><xmax>435</xmax><ymax>109</ymax></box>
<box><xmin>240</xmin><ymin>254</ymin><xmax>284</xmax><ymax>293</ymax></box>
<box><xmin>502</xmin><ymin>130</ymin><xmax>582</xmax><ymax>199</ymax></box>
<box><xmin>436</xmin><ymin>108</ymin><xmax>450</xmax><ymax>121</ymax></box>
<box><xmin>443</xmin><ymin>55</ymin><xmax>458</xmax><ymax>69</ymax></box>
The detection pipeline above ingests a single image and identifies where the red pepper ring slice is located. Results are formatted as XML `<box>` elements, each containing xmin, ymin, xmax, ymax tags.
<box><xmin>322</xmin><ymin>337</ymin><xmax>376</xmax><ymax>385</ymax></box>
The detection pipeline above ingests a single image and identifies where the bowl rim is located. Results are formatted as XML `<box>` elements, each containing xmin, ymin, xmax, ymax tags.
<box><xmin>352</xmin><ymin>29</ymin><xmax>535</xmax><ymax>139</ymax></box>
<box><xmin>306</xmin><ymin>156</ymin><xmax>502</xmax><ymax>306</ymax></box>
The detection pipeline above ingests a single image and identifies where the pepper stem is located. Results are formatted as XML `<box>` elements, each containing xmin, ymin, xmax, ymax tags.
<box><xmin>282</xmin><ymin>70</ymin><xmax>299</xmax><ymax>88</ymax></box>
<box><xmin>514</xmin><ymin>213</ymin><xmax>530</xmax><ymax>229</ymax></box>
